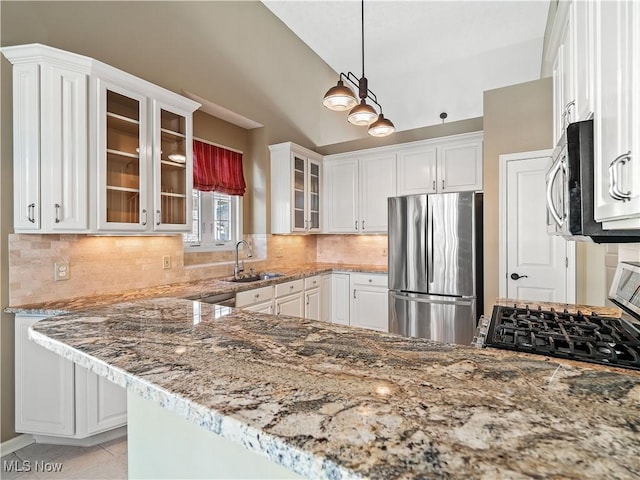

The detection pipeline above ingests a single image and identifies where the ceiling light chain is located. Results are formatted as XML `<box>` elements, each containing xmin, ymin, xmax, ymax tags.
<box><xmin>322</xmin><ymin>0</ymin><xmax>395</xmax><ymax>137</ymax></box>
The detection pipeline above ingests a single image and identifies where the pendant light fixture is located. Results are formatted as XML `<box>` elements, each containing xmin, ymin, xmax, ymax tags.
<box><xmin>322</xmin><ymin>0</ymin><xmax>395</xmax><ymax>137</ymax></box>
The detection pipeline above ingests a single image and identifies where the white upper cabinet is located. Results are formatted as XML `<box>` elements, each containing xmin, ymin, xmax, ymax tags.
<box><xmin>323</xmin><ymin>133</ymin><xmax>483</xmax><ymax>234</ymax></box>
<box><xmin>437</xmin><ymin>138</ymin><xmax>483</xmax><ymax>192</ymax></box>
<box><xmin>396</xmin><ymin>134</ymin><xmax>483</xmax><ymax>195</ymax></box>
<box><xmin>359</xmin><ymin>152</ymin><xmax>397</xmax><ymax>232</ymax></box>
<box><xmin>2</xmin><ymin>43</ymin><xmax>200</xmax><ymax>234</ymax></box>
<box><xmin>324</xmin><ymin>153</ymin><xmax>396</xmax><ymax>234</ymax></box>
<box><xmin>270</xmin><ymin>142</ymin><xmax>322</xmax><ymax>234</ymax></box>
<box><xmin>6</xmin><ymin>49</ymin><xmax>90</xmax><ymax>233</ymax></box>
<box><xmin>551</xmin><ymin>0</ymin><xmax>595</xmax><ymax>145</ymax></box>
<box><xmin>593</xmin><ymin>0</ymin><xmax>640</xmax><ymax>228</ymax></box>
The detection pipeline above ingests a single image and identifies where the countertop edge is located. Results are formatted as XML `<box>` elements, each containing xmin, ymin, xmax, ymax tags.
<box><xmin>27</xmin><ymin>326</ymin><xmax>356</xmax><ymax>480</ymax></box>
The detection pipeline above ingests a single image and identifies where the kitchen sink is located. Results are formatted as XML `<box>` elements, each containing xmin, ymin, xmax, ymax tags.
<box><xmin>230</xmin><ymin>272</ymin><xmax>284</xmax><ymax>283</ymax></box>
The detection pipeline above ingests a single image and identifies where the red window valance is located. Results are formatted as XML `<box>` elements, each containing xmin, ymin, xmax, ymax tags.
<box><xmin>192</xmin><ymin>140</ymin><xmax>246</xmax><ymax>196</ymax></box>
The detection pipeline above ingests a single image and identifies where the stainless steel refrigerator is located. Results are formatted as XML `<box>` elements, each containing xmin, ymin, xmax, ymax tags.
<box><xmin>388</xmin><ymin>192</ymin><xmax>483</xmax><ymax>345</ymax></box>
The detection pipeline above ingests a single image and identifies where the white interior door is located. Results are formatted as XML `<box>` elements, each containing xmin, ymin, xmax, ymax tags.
<box><xmin>501</xmin><ymin>152</ymin><xmax>574</xmax><ymax>303</ymax></box>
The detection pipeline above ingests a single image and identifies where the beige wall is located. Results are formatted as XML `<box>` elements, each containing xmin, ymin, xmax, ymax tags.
<box><xmin>482</xmin><ymin>77</ymin><xmax>554</xmax><ymax>314</ymax></box>
<box><xmin>1</xmin><ymin>55</ymin><xmax>15</xmax><ymax>443</ymax></box>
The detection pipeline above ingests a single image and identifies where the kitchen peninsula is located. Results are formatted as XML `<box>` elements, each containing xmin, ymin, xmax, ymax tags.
<box><xmin>27</xmin><ymin>296</ymin><xmax>640</xmax><ymax>479</ymax></box>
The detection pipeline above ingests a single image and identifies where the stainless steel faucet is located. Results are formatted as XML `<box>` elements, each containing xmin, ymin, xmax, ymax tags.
<box><xmin>234</xmin><ymin>240</ymin><xmax>253</xmax><ymax>279</ymax></box>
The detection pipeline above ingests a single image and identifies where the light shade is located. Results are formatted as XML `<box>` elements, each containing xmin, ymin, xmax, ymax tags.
<box><xmin>323</xmin><ymin>80</ymin><xmax>358</xmax><ymax>111</ymax></box>
<box><xmin>347</xmin><ymin>100</ymin><xmax>378</xmax><ymax>126</ymax></box>
<box><xmin>368</xmin><ymin>114</ymin><xmax>395</xmax><ymax>137</ymax></box>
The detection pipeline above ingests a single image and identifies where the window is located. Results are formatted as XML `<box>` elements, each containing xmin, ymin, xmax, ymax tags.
<box><xmin>183</xmin><ymin>190</ymin><xmax>242</xmax><ymax>250</ymax></box>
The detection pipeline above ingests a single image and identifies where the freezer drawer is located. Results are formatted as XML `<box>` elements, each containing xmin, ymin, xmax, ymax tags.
<box><xmin>388</xmin><ymin>291</ymin><xmax>476</xmax><ymax>345</ymax></box>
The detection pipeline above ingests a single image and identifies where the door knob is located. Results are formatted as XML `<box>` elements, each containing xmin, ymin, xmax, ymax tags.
<box><xmin>510</xmin><ymin>273</ymin><xmax>528</xmax><ymax>280</ymax></box>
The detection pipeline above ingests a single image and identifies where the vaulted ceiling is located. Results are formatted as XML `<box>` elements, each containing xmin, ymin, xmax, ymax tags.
<box><xmin>263</xmin><ymin>1</ymin><xmax>550</xmax><ymax>133</ymax></box>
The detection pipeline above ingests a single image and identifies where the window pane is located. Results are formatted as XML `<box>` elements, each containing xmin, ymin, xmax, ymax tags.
<box><xmin>215</xmin><ymin>220</ymin><xmax>230</xmax><ymax>242</ymax></box>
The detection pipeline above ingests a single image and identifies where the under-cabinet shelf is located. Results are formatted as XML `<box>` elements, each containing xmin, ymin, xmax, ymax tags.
<box><xmin>106</xmin><ymin>185</ymin><xmax>140</xmax><ymax>193</ymax></box>
<box><xmin>160</xmin><ymin>192</ymin><xmax>186</xmax><ymax>198</ymax></box>
<box><xmin>106</xmin><ymin>148</ymin><xmax>139</xmax><ymax>160</ymax></box>
<box><xmin>160</xmin><ymin>128</ymin><xmax>186</xmax><ymax>139</ymax></box>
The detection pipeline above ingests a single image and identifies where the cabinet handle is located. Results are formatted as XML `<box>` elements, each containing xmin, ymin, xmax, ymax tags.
<box><xmin>277</xmin><ymin>304</ymin><xmax>281</xmax><ymax>315</ymax></box>
<box><xmin>141</xmin><ymin>209</ymin><xmax>148</xmax><ymax>226</ymax></box>
<box><xmin>353</xmin><ymin>289</ymin><xmax>356</xmax><ymax>299</ymax></box>
<box><xmin>306</xmin><ymin>294</ymin><xmax>309</xmax><ymax>305</ymax></box>
<box><xmin>156</xmin><ymin>210</ymin><xmax>161</xmax><ymax>225</ymax></box>
<box><xmin>546</xmin><ymin>159</ymin><xmax>565</xmax><ymax>226</ymax></box>
<box><xmin>432</xmin><ymin>180</ymin><xmax>436</xmax><ymax>191</ymax></box>
<box><xmin>54</xmin><ymin>204</ymin><xmax>61</xmax><ymax>223</ymax></box>
<box><xmin>27</xmin><ymin>203</ymin><xmax>36</xmax><ymax>223</ymax></box>
<box><xmin>565</xmin><ymin>100</ymin><xmax>575</xmax><ymax>125</ymax></box>
<box><xmin>608</xmin><ymin>152</ymin><xmax>632</xmax><ymax>201</ymax></box>
<box><xmin>362</xmin><ymin>220</ymin><xmax>365</xmax><ymax>230</ymax></box>
<box><xmin>442</xmin><ymin>179</ymin><xmax>445</xmax><ymax>190</ymax></box>
<box><xmin>355</xmin><ymin>220</ymin><xmax>358</xmax><ymax>231</ymax></box>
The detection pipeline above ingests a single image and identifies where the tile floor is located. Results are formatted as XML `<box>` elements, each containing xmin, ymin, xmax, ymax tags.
<box><xmin>1</xmin><ymin>436</ymin><xmax>126</xmax><ymax>479</ymax></box>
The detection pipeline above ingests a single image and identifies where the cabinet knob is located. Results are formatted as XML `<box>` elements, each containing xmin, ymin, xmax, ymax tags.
<box><xmin>254</xmin><ymin>293</ymin><xmax>260</xmax><ymax>299</ymax></box>
<box><xmin>290</xmin><ymin>285</ymin><xmax>294</xmax><ymax>289</ymax></box>
<box><xmin>368</xmin><ymin>278</ymin><xmax>372</xmax><ymax>283</ymax></box>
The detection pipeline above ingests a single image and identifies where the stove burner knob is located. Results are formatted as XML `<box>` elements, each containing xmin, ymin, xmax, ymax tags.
<box><xmin>510</xmin><ymin>273</ymin><xmax>529</xmax><ymax>280</ymax></box>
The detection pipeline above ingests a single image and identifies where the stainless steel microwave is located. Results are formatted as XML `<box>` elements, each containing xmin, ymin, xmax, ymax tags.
<box><xmin>546</xmin><ymin>120</ymin><xmax>638</xmax><ymax>243</ymax></box>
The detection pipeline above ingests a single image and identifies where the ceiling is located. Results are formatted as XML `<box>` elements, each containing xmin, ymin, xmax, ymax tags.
<box><xmin>262</xmin><ymin>0</ymin><xmax>550</xmax><ymax>133</ymax></box>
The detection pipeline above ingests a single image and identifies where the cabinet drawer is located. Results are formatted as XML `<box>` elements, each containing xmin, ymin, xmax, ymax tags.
<box><xmin>304</xmin><ymin>275</ymin><xmax>321</xmax><ymax>290</ymax></box>
<box><xmin>236</xmin><ymin>286</ymin><xmax>273</xmax><ymax>307</ymax></box>
<box><xmin>350</xmin><ymin>273</ymin><xmax>388</xmax><ymax>287</ymax></box>
<box><xmin>275</xmin><ymin>279</ymin><xmax>304</xmax><ymax>297</ymax></box>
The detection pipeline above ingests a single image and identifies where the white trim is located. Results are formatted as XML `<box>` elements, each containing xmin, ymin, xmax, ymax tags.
<box><xmin>193</xmin><ymin>136</ymin><xmax>243</xmax><ymax>155</ymax></box>
<box><xmin>499</xmin><ymin>149</ymin><xmax>572</xmax><ymax>298</ymax></box>
<box><xmin>31</xmin><ymin>426</ymin><xmax>127</xmax><ymax>447</ymax></box>
<box><xmin>323</xmin><ymin>131</ymin><xmax>483</xmax><ymax>161</ymax></box>
<box><xmin>0</xmin><ymin>434</ymin><xmax>35</xmax><ymax>456</ymax></box>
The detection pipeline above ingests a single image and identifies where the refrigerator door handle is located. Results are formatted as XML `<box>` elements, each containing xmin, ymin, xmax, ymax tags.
<box><xmin>426</xmin><ymin>200</ymin><xmax>434</xmax><ymax>284</ymax></box>
<box><xmin>390</xmin><ymin>291</ymin><xmax>474</xmax><ymax>307</ymax></box>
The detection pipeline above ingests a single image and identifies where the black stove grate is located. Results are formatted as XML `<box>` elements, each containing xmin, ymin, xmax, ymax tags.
<box><xmin>485</xmin><ymin>305</ymin><xmax>640</xmax><ymax>371</ymax></box>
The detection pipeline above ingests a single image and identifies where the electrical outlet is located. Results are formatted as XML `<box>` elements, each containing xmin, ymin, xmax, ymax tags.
<box><xmin>162</xmin><ymin>255</ymin><xmax>171</xmax><ymax>269</ymax></box>
<box><xmin>54</xmin><ymin>262</ymin><xmax>70</xmax><ymax>281</ymax></box>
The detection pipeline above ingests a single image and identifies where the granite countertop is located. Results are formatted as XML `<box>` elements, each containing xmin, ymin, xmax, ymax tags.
<box><xmin>29</xmin><ymin>297</ymin><xmax>640</xmax><ymax>480</ymax></box>
<box><xmin>7</xmin><ymin>263</ymin><xmax>388</xmax><ymax>315</ymax></box>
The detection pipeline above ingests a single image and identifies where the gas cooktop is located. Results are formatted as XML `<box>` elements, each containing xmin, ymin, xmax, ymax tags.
<box><xmin>484</xmin><ymin>305</ymin><xmax>640</xmax><ymax>371</ymax></box>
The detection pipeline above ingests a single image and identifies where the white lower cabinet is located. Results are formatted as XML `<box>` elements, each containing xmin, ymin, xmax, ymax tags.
<box><xmin>330</xmin><ymin>273</ymin><xmax>351</xmax><ymax>326</ymax></box>
<box><xmin>236</xmin><ymin>285</ymin><xmax>274</xmax><ymax>314</ymax></box>
<box><xmin>275</xmin><ymin>279</ymin><xmax>304</xmax><ymax>317</ymax></box>
<box><xmin>349</xmin><ymin>273</ymin><xmax>389</xmax><ymax>332</ymax></box>
<box><xmin>15</xmin><ymin>314</ymin><xmax>126</xmax><ymax>440</ymax></box>
<box><xmin>304</xmin><ymin>276</ymin><xmax>321</xmax><ymax>321</ymax></box>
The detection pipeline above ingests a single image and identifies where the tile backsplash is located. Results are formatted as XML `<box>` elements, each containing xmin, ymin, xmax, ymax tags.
<box><xmin>9</xmin><ymin>232</ymin><xmax>384</xmax><ymax>306</ymax></box>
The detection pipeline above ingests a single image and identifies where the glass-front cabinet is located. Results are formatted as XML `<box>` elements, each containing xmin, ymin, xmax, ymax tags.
<box><xmin>98</xmin><ymin>82</ymin><xmax>148</xmax><ymax>231</ymax></box>
<box><xmin>153</xmin><ymin>102</ymin><xmax>192</xmax><ymax>231</ymax></box>
<box><xmin>95</xmin><ymin>81</ymin><xmax>196</xmax><ymax>233</ymax></box>
<box><xmin>269</xmin><ymin>142</ymin><xmax>323</xmax><ymax>234</ymax></box>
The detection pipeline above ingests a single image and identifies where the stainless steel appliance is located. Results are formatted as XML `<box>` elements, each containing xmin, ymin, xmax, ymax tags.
<box><xmin>480</xmin><ymin>262</ymin><xmax>640</xmax><ymax>371</ymax></box>
<box><xmin>388</xmin><ymin>192</ymin><xmax>483</xmax><ymax>345</ymax></box>
<box><xmin>546</xmin><ymin>119</ymin><xmax>639</xmax><ymax>242</ymax></box>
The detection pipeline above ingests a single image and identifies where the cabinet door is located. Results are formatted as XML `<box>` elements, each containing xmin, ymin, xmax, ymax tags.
<box><xmin>78</xmin><ymin>369</ymin><xmax>127</xmax><ymax>436</ymax></box>
<box><xmin>42</xmin><ymin>64</ymin><xmax>89</xmax><ymax>231</ymax></box>
<box><xmin>359</xmin><ymin>153</ymin><xmax>396</xmax><ymax>232</ymax></box>
<box><xmin>320</xmin><ymin>274</ymin><xmax>332</xmax><ymax>322</ymax></box>
<box><xmin>305</xmin><ymin>288</ymin><xmax>321</xmax><ymax>320</ymax></box>
<box><xmin>397</xmin><ymin>145</ymin><xmax>437</xmax><ymax>195</ymax></box>
<box><xmin>291</xmin><ymin>153</ymin><xmax>308</xmax><ymax>232</ymax></box>
<box><xmin>242</xmin><ymin>300</ymin><xmax>274</xmax><ymax>314</ymax></box>
<box><xmin>325</xmin><ymin>159</ymin><xmax>359</xmax><ymax>233</ymax></box>
<box><xmin>275</xmin><ymin>292</ymin><xmax>304</xmax><ymax>318</ymax></box>
<box><xmin>552</xmin><ymin>43</ymin><xmax>566</xmax><ymax>146</ymax></box>
<box><xmin>572</xmin><ymin>0</ymin><xmax>595</xmax><ymax>121</ymax></box>
<box><xmin>307</xmin><ymin>158</ymin><xmax>321</xmax><ymax>232</ymax></box>
<box><xmin>350</xmin><ymin>282</ymin><xmax>389</xmax><ymax>332</ymax></box>
<box><xmin>96</xmin><ymin>79</ymin><xmax>148</xmax><ymax>231</ymax></box>
<box><xmin>15</xmin><ymin>315</ymin><xmax>75</xmax><ymax>436</ymax></box>
<box><xmin>594</xmin><ymin>0</ymin><xmax>639</xmax><ymax>224</ymax></box>
<box><xmin>437</xmin><ymin>140</ymin><xmax>483</xmax><ymax>192</ymax></box>
<box><xmin>153</xmin><ymin>101</ymin><xmax>192</xmax><ymax>232</ymax></box>
<box><xmin>331</xmin><ymin>273</ymin><xmax>351</xmax><ymax>326</ymax></box>
<box><xmin>12</xmin><ymin>63</ymin><xmax>41</xmax><ymax>231</ymax></box>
